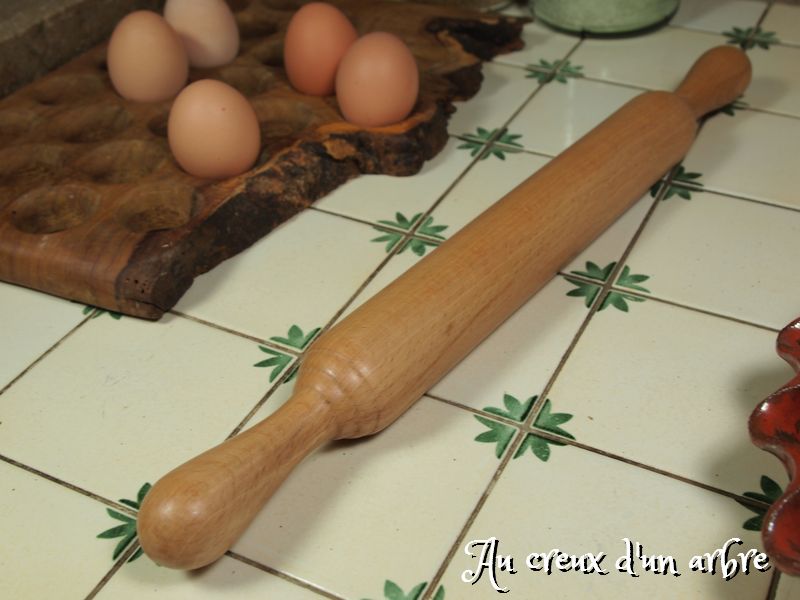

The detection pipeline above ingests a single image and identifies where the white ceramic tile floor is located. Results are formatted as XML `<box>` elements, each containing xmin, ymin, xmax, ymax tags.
<box><xmin>439</xmin><ymin>444</ymin><xmax>773</xmax><ymax>599</ymax></box>
<box><xmin>570</xmin><ymin>27</ymin><xmax>729</xmax><ymax>91</ymax></box>
<box><xmin>546</xmin><ymin>299</ymin><xmax>793</xmax><ymax>496</ymax></box>
<box><xmin>491</xmin><ymin>20</ymin><xmax>577</xmax><ymax>69</ymax></box>
<box><xmin>174</xmin><ymin>209</ymin><xmax>389</xmax><ymax>341</ymax></box>
<box><xmin>313</xmin><ymin>137</ymin><xmax>474</xmax><ymax>225</ymax></box>
<box><xmin>762</xmin><ymin>3</ymin><xmax>800</xmax><ymax>46</ymax></box>
<box><xmin>775</xmin><ymin>572</ymin><xmax>800</xmax><ymax>600</ymax></box>
<box><xmin>95</xmin><ymin>554</ymin><xmax>325</xmax><ymax>600</ymax></box>
<box><xmin>0</xmin><ymin>461</ymin><xmax>113</xmax><ymax>599</ymax></box>
<box><xmin>0</xmin><ymin>314</ymin><xmax>270</xmax><ymax>503</ymax></box>
<box><xmin>671</xmin><ymin>0</ymin><xmax>766</xmax><ymax>34</ymax></box>
<box><xmin>447</xmin><ymin>62</ymin><xmax>542</xmax><ymax>138</ymax></box>
<box><xmin>508</xmin><ymin>76</ymin><xmax>641</xmax><ymax>156</ymax></box>
<box><xmin>626</xmin><ymin>188</ymin><xmax>800</xmax><ymax>329</ymax></box>
<box><xmin>744</xmin><ymin>43</ymin><xmax>800</xmax><ymax>117</ymax></box>
<box><xmin>0</xmin><ymin>283</ymin><xmax>85</xmax><ymax>390</ymax></box>
<box><xmin>682</xmin><ymin>108</ymin><xmax>800</xmax><ymax>210</ymax></box>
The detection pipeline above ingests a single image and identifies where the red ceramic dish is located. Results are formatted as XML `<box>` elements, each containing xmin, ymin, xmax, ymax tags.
<box><xmin>749</xmin><ymin>317</ymin><xmax>800</xmax><ymax>574</ymax></box>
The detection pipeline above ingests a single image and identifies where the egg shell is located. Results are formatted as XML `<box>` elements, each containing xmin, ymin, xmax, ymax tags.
<box><xmin>107</xmin><ymin>11</ymin><xmax>189</xmax><ymax>103</ymax></box>
<box><xmin>164</xmin><ymin>0</ymin><xmax>240</xmax><ymax>69</ymax></box>
<box><xmin>335</xmin><ymin>32</ymin><xmax>419</xmax><ymax>128</ymax></box>
<box><xmin>284</xmin><ymin>2</ymin><xmax>358</xmax><ymax>96</ymax></box>
<box><xmin>168</xmin><ymin>80</ymin><xmax>261</xmax><ymax>179</ymax></box>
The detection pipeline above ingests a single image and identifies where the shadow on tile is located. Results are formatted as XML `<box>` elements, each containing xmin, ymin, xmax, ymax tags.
<box><xmin>707</xmin><ymin>360</ymin><xmax>794</xmax><ymax>498</ymax></box>
<box><xmin>747</xmin><ymin>75</ymin><xmax>791</xmax><ymax>108</ymax></box>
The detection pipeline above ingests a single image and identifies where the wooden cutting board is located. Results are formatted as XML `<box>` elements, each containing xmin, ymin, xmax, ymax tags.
<box><xmin>0</xmin><ymin>0</ymin><xmax>526</xmax><ymax>319</ymax></box>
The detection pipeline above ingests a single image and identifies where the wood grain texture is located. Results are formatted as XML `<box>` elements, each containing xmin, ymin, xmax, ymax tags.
<box><xmin>137</xmin><ymin>46</ymin><xmax>752</xmax><ymax>570</ymax></box>
<box><xmin>750</xmin><ymin>317</ymin><xmax>800</xmax><ymax>575</ymax></box>
<box><xmin>0</xmin><ymin>0</ymin><xmax>526</xmax><ymax>318</ymax></box>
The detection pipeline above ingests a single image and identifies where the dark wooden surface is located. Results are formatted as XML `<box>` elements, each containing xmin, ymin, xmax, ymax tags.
<box><xmin>0</xmin><ymin>0</ymin><xmax>526</xmax><ymax>318</ymax></box>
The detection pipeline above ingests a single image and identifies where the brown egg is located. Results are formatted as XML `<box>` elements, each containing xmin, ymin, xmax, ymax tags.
<box><xmin>107</xmin><ymin>11</ymin><xmax>189</xmax><ymax>103</ymax></box>
<box><xmin>335</xmin><ymin>32</ymin><xmax>419</xmax><ymax>128</ymax></box>
<box><xmin>284</xmin><ymin>2</ymin><xmax>358</xmax><ymax>96</ymax></box>
<box><xmin>167</xmin><ymin>80</ymin><xmax>261</xmax><ymax>179</ymax></box>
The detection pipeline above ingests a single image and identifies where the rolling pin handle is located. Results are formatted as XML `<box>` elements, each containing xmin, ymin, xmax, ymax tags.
<box><xmin>137</xmin><ymin>389</ymin><xmax>335</xmax><ymax>570</ymax></box>
<box><xmin>674</xmin><ymin>45</ymin><xmax>752</xmax><ymax>120</ymax></box>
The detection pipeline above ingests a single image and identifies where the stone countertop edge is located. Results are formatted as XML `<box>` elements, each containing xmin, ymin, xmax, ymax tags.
<box><xmin>0</xmin><ymin>0</ymin><xmax>163</xmax><ymax>98</ymax></box>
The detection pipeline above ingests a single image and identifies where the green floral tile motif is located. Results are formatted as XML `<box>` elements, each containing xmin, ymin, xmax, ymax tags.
<box><xmin>724</xmin><ymin>26</ymin><xmax>779</xmax><ymax>50</ymax></box>
<box><xmin>525</xmin><ymin>59</ymin><xmax>583</xmax><ymax>83</ymax></box>
<box><xmin>486</xmin><ymin>131</ymin><xmax>524</xmax><ymax>161</ymax></box>
<box><xmin>719</xmin><ymin>97</ymin><xmax>749</xmax><ymax>117</ymax></box>
<box><xmin>599</xmin><ymin>289</ymin><xmax>645</xmax><ymax>312</ymax></box>
<box><xmin>270</xmin><ymin>324</ymin><xmax>320</xmax><ymax>351</ymax></box>
<box><xmin>525</xmin><ymin>59</ymin><xmax>557</xmax><ymax>82</ymax></box>
<box><xmin>475</xmin><ymin>393</ymin><xmax>535</xmax><ymax>458</ymax></box>
<box><xmin>254</xmin><ymin>345</ymin><xmax>294</xmax><ymax>382</ymax></box>
<box><xmin>474</xmin><ymin>395</ymin><xmax>575</xmax><ymax>462</ymax></box>
<box><xmin>372</xmin><ymin>212</ymin><xmax>448</xmax><ymax>256</ymax></box>
<box><xmin>564</xmin><ymin>261</ymin><xmax>613</xmax><ymax>308</ymax></box>
<box><xmin>457</xmin><ymin>128</ymin><xmax>523</xmax><ymax>160</ymax></box>
<box><xmin>565</xmin><ymin>262</ymin><xmax>651</xmax><ymax>313</ymax></box>
<box><xmin>516</xmin><ymin>399</ymin><xmax>576</xmax><ymax>462</ymax></box>
<box><xmin>650</xmin><ymin>166</ymin><xmax>704</xmax><ymax>200</ymax></box>
<box><xmin>97</xmin><ymin>483</ymin><xmax>151</xmax><ymax>562</ymax></box>
<box><xmin>457</xmin><ymin>126</ymin><xmax>494</xmax><ymax>156</ymax></box>
<box><xmin>736</xmin><ymin>475</ymin><xmax>784</xmax><ymax>531</ymax></box>
<box><xmin>82</xmin><ymin>305</ymin><xmax>122</xmax><ymax>320</ymax></box>
<box><xmin>255</xmin><ymin>325</ymin><xmax>319</xmax><ymax>382</ymax></box>
<box><xmin>363</xmin><ymin>579</ymin><xmax>444</xmax><ymax>600</ymax></box>
<box><xmin>553</xmin><ymin>60</ymin><xmax>584</xmax><ymax>83</ymax></box>
<box><xmin>600</xmin><ymin>265</ymin><xmax>650</xmax><ymax>312</ymax></box>
<box><xmin>615</xmin><ymin>265</ymin><xmax>650</xmax><ymax>293</ymax></box>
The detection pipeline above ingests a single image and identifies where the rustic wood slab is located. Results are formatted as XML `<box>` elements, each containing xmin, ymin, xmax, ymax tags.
<box><xmin>0</xmin><ymin>0</ymin><xmax>526</xmax><ymax>319</ymax></box>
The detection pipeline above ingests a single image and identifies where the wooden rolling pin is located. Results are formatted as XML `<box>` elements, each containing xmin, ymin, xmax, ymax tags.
<box><xmin>138</xmin><ymin>46</ymin><xmax>751</xmax><ymax>569</ymax></box>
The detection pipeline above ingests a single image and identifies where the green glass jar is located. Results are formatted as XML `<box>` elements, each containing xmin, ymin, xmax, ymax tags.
<box><xmin>533</xmin><ymin>0</ymin><xmax>680</xmax><ymax>35</ymax></box>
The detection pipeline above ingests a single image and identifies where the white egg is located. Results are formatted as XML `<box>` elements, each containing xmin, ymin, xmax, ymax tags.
<box><xmin>164</xmin><ymin>0</ymin><xmax>240</xmax><ymax>69</ymax></box>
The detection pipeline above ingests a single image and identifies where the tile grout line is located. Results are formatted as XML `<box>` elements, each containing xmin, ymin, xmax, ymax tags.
<box><xmin>0</xmin><ymin>312</ymin><xmax>92</xmax><ymax>397</ymax></box>
<box><xmin>520</xmin><ymin>179</ymin><xmax>670</xmax><ymax>430</ymax></box>
<box><xmin>168</xmin><ymin>309</ymin><xmax>302</xmax><ymax>355</ymax></box>
<box><xmin>0</xmin><ymin>453</ymin><xmax>139</xmax><ymax>516</ymax></box>
<box><xmin>309</xmin><ymin>204</ymin><xmax>409</xmax><ymax>233</ymax></box>
<box><xmin>226</xmin><ymin>551</ymin><xmax>347</xmax><ymax>600</ymax></box>
<box><xmin>84</xmin><ymin>541</ymin><xmax>141</xmax><ymax>600</ymax></box>
<box><xmin>757</xmin><ymin>0</ymin><xmax>773</xmax><ymax>30</ymax></box>
<box><xmin>558</xmin><ymin>271</ymin><xmax>782</xmax><ymax>334</ymax></box>
<box><xmin>227</xmin><ymin>355</ymin><xmax>300</xmax><ymax>436</ymax></box>
<box><xmin>692</xmin><ymin>187</ymin><xmax>800</xmax><ymax>215</ymax></box>
<box><xmin>422</xmin><ymin>421</ymin><xmax>530</xmax><ymax>599</ymax></box>
<box><xmin>574</xmin><ymin>72</ymin><xmax>800</xmax><ymax>122</ymax></box>
<box><xmin>611</xmin><ymin>288</ymin><xmax>782</xmax><ymax>334</ymax></box>
<box><xmin>425</xmin><ymin>392</ymin><xmax>528</xmax><ymax>430</ymax></box>
<box><xmin>513</xmin><ymin>428</ymin><xmax>776</xmax><ymax>511</ymax></box>
<box><xmin>427</xmin><ymin>391</ymin><xmax>776</xmax><ymax>511</ymax></box>
<box><xmin>766</xmin><ymin>567</ymin><xmax>781</xmax><ymax>600</ymax></box>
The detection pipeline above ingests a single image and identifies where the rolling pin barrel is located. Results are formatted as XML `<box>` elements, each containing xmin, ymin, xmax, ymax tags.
<box><xmin>137</xmin><ymin>46</ymin><xmax>751</xmax><ymax>569</ymax></box>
